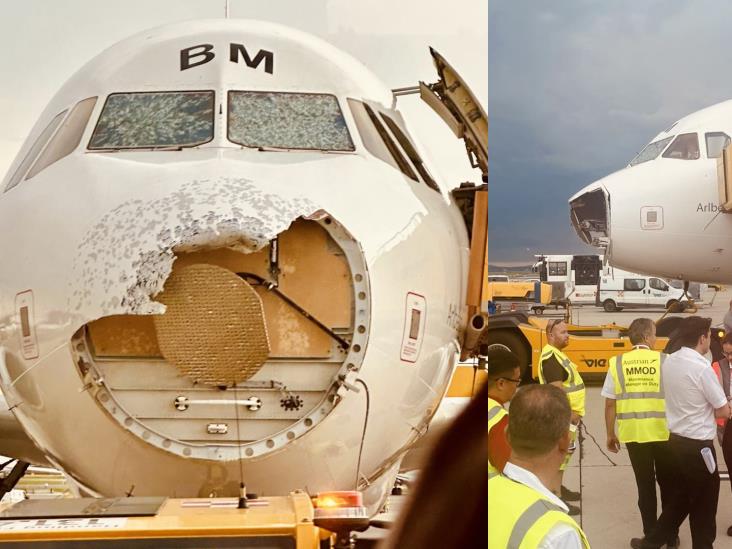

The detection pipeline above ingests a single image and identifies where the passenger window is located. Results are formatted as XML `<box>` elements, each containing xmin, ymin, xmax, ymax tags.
<box><xmin>348</xmin><ymin>99</ymin><xmax>417</xmax><ymax>181</ymax></box>
<box><xmin>662</xmin><ymin>133</ymin><xmax>699</xmax><ymax>160</ymax></box>
<box><xmin>4</xmin><ymin>110</ymin><xmax>67</xmax><ymax>192</ymax></box>
<box><xmin>379</xmin><ymin>113</ymin><xmax>440</xmax><ymax>192</ymax></box>
<box><xmin>624</xmin><ymin>279</ymin><xmax>646</xmax><ymax>291</ymax></box>
<box><xmin>26</xmin><ymin>97</ymin><xmax>97</xmax><ymax>180</ymax></box>
<box><xmin>705</xmin><ymin>132</ymin><xmax>731</xmax><ymax>159</ymax></box>
<box><xmin>89</xmin><ymin>91</ymin><xmax>214</xmax><ymax>150</ymax></box>
<box><xmin>548</xmin><ymin>262</ymin><xmax>567</xmax><ymax>276</ymax></box>
<box><xmin>649</xmin><ymin>278</ymin><xmax>669</xmax><ymax>291</ymax></box>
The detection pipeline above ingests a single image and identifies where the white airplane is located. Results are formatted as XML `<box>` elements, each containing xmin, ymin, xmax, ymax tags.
<box><xmin>0</xmin><ymin>19</ymin><xmax>486</xmax><ymax>513</ymax></box>
<box><xmin>569</xmin><ymin>100</ymin><xmax>732</xmax><ymax>284</ymax></box>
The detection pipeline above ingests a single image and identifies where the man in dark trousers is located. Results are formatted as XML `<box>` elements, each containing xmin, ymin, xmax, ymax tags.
<box><xmin>632</xmin><ymin>316</ymin><xmax>731</xmax><ymax>549</ymax></box>
<box><xmin>711</xmin><ymin>332</ymin><xmax>732</xmax><ymax>536</ymax></box>
<box><xmin>603</xmin><ymin>318</ymin><xmax>678</xmax><ymax>547</ymax></box>
<box><xmin>538</xmin><ymin>318</ymin><xmax>585</xmax><ymax>514</ymax></box>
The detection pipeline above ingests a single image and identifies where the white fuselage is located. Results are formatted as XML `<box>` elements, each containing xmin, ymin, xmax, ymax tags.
<box><xmin>0</xmin><ymin>20</ymin><xmax>470</xmax><ymax>513</ymax></box>
<box><xmin>570</xmin><ymin>100</ymin><xmax>732</xmax><ymax>284</ymax></box>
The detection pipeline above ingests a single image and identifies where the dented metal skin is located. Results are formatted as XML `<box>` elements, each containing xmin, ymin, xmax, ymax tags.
<box><xmin>0</xmin><ymin>21</ymin><xmax>470</xmax><ymax>514</ymax></box>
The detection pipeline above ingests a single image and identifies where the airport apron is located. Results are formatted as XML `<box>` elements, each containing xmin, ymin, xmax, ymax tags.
<box><xmin>608</xmin><ymin>349</ymin><xmax>668</xmax><ymax>443</ymax></box>
<box><xmin>488</xmin><ymin>397</ymin><xmax>508</xmax><ymax>479</ymax></box>
<box><xmin>539</xmin><ymin>345</ymin><xmax>586</xmax><ymax>470</ymax></box>
<box><xmin>488</xmin><ymin>474</ymin><xmax>590</xmax><ymax>549</ymax></box>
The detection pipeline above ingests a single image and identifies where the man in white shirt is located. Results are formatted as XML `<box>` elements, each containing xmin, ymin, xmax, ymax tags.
<box><xmin>632</xmin><ymin>317</ymin><xmax>731</xmax><ymax>549</ymax></box>
<box><xmin>489</xmin><ymin>384</ymin><xmax>589</xmax><ymax>548</ymax></box>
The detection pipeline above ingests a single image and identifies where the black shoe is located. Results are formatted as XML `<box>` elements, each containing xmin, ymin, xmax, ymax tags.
<box><xmin>727</xmin><ymin>524</ymin><xmax>732</xmax><ymax>536</ymax></box>
<box><xmin>561</xmin><ymin>485</ymin><xmax>581</xmax><ymax>501</ymax></box>
<box><xmin>666</xmin><ymin>537</ymin><xmax>680</xmax><ymax>548</ymax></box>
<box><xmin>630</xmin><ymin>538</ymin><xmax>663</xmax><ymax>549</ymax></box>
<box><xmin>564</xmin><ymin>502</ymin><xmax>581</xmax><ymax>516</ymax></box>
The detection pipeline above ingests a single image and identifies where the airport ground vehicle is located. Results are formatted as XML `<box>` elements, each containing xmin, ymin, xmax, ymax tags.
<box><xmin>599</xmin><ymin>266</ymin><xmax>688</xmax><ymax>312</ymax></box>
<box><xmin>0</xmin><ymin>492</ymin><xmax>370</xmax><ymax>548</ymax></box>
<box><xmin>485</xmin><ymin>280</ymin><xmax>552</xmax><ymax>314</ymax></box>
<box><xmin>486</xmin><ymin>312</ymin><xmax>676</xmax><ymax>381</ymax></box>
<box><xmin>533</xmin><ymin>254</ymin><xmax>603</xmax><ymax>305</ymax></box>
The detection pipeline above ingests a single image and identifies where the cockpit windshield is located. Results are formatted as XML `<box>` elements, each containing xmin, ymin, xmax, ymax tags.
<box><xmin>89</xmin><ymin>91</ymin><xmax>214</xmax><ymax>150</ymax></box>
<box><xmin>629</xmin><ymin>136</ymin><xmax>673</xmax><ymax>166</ymax></box>
<box><xmin>662</xmin><ymin>133</ymin><xmax>699</xmax><ymax>160</ymax></box>
<box><xmin>228</xmin><ymin>91</ymin><xmax>354</xmax><ymax>151</ymax></box>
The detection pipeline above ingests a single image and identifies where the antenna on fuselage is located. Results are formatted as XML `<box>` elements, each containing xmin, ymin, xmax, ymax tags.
<box><xmin>225</xmin><ymin>0</ymin><xmax>230</xmax><ymax>19</ymax></box>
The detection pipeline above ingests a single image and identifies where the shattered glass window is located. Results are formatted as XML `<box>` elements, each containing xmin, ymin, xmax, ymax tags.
<box><xmin>629</xmin><ymin>136</ymin><xmax>673</xmax><ymax>166</ymax></box>
<box><xmin>89</xmin><ymin>91</ymin><xmax>214</xmax><ymax>149</ymax></box>
<box><xmin>228</xmin><ymin>91</ymin><xmax>355</xmax><ymax>151</ymax></box>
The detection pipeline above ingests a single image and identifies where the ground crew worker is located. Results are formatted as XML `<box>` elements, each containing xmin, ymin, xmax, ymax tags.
<box><xmin>602</xmin><ymin>318</ymin><xmax>678</xmax><ymax>548</ymax></box>
<box><xmin>632</xmin><ymin>317</ymin><xmax>731</xmax><ymax>549</ymax></box>
<box><xmin>488</xmin><ymin>384</ymin><xmax>590</xmax><ymax>548</ymax></box>
<box><xmin>538</xmin><ymin>318</ymin><xmax>585</xmax><ymax>513</ymax></box>
<box><xmin>488</xmin><ymin>347</ymin><xmax>521</xmax><ymax>478</ymax></box>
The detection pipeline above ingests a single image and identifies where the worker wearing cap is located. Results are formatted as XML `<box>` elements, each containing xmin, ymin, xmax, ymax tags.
<box><xmin>488</xmin><ymin>347</ymin><xmax>521</xmax><ymax>478</ymax></box>
<box><xmin>489</xmin><ymin>384</ymin><xmax>590</xmax><ymax>549</ymax></box>
<box><xmin>538</xmin><ymin>318</ymin><xmax>585</xmax><ymax>512</ymax></box>
<box><xmin>602</xmin><ymin>318</ymin><xmax>678</xmax><ymax>548</ymax></box>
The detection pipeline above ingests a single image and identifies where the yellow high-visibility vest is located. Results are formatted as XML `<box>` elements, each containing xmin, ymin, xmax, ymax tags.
<box><xmin>488</xmin><ymin>397</ymin><xmax>508</xmax><ymax>477</ymax></box>
<box><xmin>609</xmin><ymin>348</ymin><xmax>669</xmax><ymax>443</ymax></box>
<box><xmin>488</xmin><ymin>474</ymin><xmax>590</xmax><ymax>548</ymax></box>
<box><xmin>538</xmin><ymin>344</ymin><xmax>586</xmax><ymax>417</ymax></box>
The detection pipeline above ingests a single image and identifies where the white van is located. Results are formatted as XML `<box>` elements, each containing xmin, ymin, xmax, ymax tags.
<box><xmin>533</xmin><ymin>254</ymin><xmax>603</xmax><ymax>305</ymax></box>
<box><xmin>598</xmin><ymin>267</ymin><xmax>687</xmax><ymax>312</ymax></box>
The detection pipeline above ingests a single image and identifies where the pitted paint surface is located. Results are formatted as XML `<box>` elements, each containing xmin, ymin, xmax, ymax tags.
<box><xmin>69</xmin><ymin>178</ymin><xmax>317</xmax><ymax>316</ymax></box>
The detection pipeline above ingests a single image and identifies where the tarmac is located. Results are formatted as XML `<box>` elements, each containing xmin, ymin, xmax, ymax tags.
<box><xmin>562</xmin><ymin>287</ymin><xmax>732</xmax><ymax>548</ymax></box>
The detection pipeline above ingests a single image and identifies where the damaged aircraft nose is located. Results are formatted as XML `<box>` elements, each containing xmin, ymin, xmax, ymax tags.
<box><xmin>569</xmin><ymin>185</ymin><xmax>610</xmax><ymax>247</ymax></box>
<box><xmin>66</xmin><ymin>177</ymin><xmax>372</xmax><ymax>461</ymax></box>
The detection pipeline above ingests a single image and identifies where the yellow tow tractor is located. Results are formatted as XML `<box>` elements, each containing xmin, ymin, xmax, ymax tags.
<box><xmin>0</xmin><ymin>491</ymin><xmax>371</xmax><ymax>548</ymax></box>
<box><xmin>485</xmin><ymin>312</ymin><xmax>669</xmax><ymax>381</ymax></box>
<box><xmin>484</xmin><ymin>308</ymin><xmax>727</xmax><ymax>383</ymax></box>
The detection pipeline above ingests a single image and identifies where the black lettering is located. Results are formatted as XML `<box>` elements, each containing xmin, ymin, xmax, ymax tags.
<box><xmin>625</xmin><ymin>366</ymin><xmax>657</xmax><ymax>375</ymax></box>
<box><xmin>230</xmin><ymin>43</ymin><xmax>274</xmax><ymax>74</ymax></box>
<box><xmin>180</xmin><ymin>44</ymin><xmax>215</xmax><ymax>71</ymax></box>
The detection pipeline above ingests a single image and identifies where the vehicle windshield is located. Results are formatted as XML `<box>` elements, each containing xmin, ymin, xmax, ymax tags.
<box><xmin>89</xmin><ymin>91</ymin><xmax>214</xmax><ymax>150</ymax></box>
<box><xmin>228</xmin><ymin>91</ymin><xmax>354</xmax><ymax>151</ymax></box>
<box><xmin>629</xmin><ymin>136</ymin><xmax>674</xmax><ymax>166</ymax></box>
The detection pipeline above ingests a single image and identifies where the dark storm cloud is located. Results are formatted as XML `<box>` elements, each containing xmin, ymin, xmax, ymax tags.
<box><xmin>489</xmin><ymin>0</ymin><xmax>732</xmax><ymax>262</ymax></box>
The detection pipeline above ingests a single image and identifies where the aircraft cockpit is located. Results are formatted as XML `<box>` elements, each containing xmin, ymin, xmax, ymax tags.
<box><xmin>3</xmin><ymin>87</ymin><xmax>444</xmax><ymax>195</ymax></box>
<box><xmin>630</xmin><ymin>130</ymin><xmax>732</xmax><ymax>167</ymax></box>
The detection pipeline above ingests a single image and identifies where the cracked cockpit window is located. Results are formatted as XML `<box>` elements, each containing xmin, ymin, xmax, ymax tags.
<box><xmin>88</xmin><ymin>91</ymin><xmax>214</xmax><ymax>149</ymax></box>
<box><xmin>228</xmin><ymin>91</ymin><xmax>354</xmax><ymax>151</ymax></box>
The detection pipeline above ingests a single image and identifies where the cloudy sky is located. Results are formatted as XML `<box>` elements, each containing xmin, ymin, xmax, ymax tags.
<box><xmin>0</xmin><ymin>0</ymin><xmax>485</xmax><ymax>189</ymax></box>
<box><xmin>489</xmin><ymin>0</ymin><xmax>732</xmax><ymax>264</ymax></box>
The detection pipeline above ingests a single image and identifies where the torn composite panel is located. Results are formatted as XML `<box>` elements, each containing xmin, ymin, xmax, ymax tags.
<box><xmin>68</xmin><ymin>178</ymin><xmax>318</xmax><ymax>317</ymax></box>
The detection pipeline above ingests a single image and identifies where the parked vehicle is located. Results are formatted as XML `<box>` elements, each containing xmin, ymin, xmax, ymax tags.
<box><xmin>598</xmin><ymin>266</ymin><xmax>687</xmax><ymax>312</ymax></box>
<box><xmin>533</xmin><ymin>254</ymin><xmax>603</xmax><ymax>305</ymax></box>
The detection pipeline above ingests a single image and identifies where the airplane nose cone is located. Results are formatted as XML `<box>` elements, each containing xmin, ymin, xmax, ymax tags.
<box><xmin>569</xmin><ymin>182</ymin><xmax>609</xmax><ymax>247</ymax></box>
